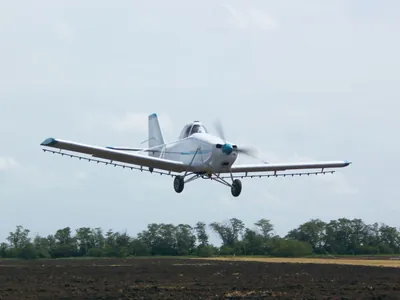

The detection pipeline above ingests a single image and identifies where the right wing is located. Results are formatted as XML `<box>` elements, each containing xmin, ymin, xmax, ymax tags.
<box><xmin>40</xmin><ymin>137</ymin><xmax>188</xmax><ymax>173</ymax></box>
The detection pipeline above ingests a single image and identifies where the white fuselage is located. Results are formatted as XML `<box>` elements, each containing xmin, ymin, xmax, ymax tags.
<box><xmin>161</xmin><ymin>133</ymin><xmax>238</xmax><ymax>173</ymax></box>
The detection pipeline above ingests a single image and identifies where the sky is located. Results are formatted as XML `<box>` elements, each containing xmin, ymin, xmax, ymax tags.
<box><xmin>1</xmin><ymin>0</ymin><xmax>399</xmax><ymax>244</ymax></box>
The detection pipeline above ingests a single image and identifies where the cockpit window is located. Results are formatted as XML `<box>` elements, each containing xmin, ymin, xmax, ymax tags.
<box><xmin>190</xmin><ymin>124</ymin><xmax>206</xmax><ymax>134</ymax></box>
<box><xmin>180</xmin><ymin>123</ymin><xmax>208</xmax><ymax>139</ymax></box>
<box><xmin>184</xmin><ymin>126</ymin><xmax>192</xmax><ymax>137</ymax></box>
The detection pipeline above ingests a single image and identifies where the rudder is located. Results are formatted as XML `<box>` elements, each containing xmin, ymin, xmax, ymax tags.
<box><xmin>148</xmin><ymin>113</ymin><xmax>165</xmax><ymax>157</ymax></box>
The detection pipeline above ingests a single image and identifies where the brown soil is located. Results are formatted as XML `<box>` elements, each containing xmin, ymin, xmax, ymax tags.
<box><xmin>0</xmin><ymin>257</ymin><xmax>399</xmax><ymax>299</ymax></box>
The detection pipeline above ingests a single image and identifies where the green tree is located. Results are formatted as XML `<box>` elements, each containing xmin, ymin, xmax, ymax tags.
<box><xmin>52</xmin><ymin>227</ymin><xmax>78</xmax><ymax>257</ymax></box>
<box><xmin>175</xmin><ymin>224</ymin><xmax>196</xmax><ymax>256</ymax></box>
<box><xmin>324</xmin><ymin>218</ymin><xmax>355</xmax><ymax>254</ymax></box>
<box><xmin>75</xmin><ymin>227</ymin><xmax>95</xmax><ymax>256</ymax></box>
<box><xmin>33</xmin><ymin>235</ymin><xmax>51</xmax><ymax>258</ymax></box>
<box><xmin>18</xmin><ymin>243</ymin><xmax>37</xmax><ymax>260</ymax></box>
<box><xmin>210</xmin><ymin>218</ymin><xmax>245</xmax><ymax>249</ymax></box>
<box><xmin>92</xmin><ymin>227</ymin><xmax>105</xmax><ymax>249</ymax></box>
<box><xmin>130</xmin><ymin>238</ymin><xmax>150</xmax><ymax>256</ymax></box>
<box><xmin>115</xmin><ymin>231</ymin><xmax>131</xmax><ymax>257</ymax></box>
<box><xmin>194</xmin><ymin>221</ymin><xmax>209</xmax><ymax>246</ymax></box>
<box><xmin>286</xmin><ymin>219</ymin><xmax>327</xmax><ymax>254</ymax></box>
<box><xmin>7</xmin><ymin>225</ymin><xmax>31</xmax><ymax>249</ymax></box>
<box><xmin>157</xmin><ymin>224</ymin><xmax>178</xmax><ymax>255</ymax></box>
<box><xmin>379</xmin><ymin>223</ymin><xmax>400</xmax><ymax>253</ymax></box>
<box><xmin>242</xmin><ymin>228</ymin><xmax>266</xmax><ymax>255</ymax></box>
<box><xmin>137</xmin><ymin>223</ymin><xmax>178</xmax><ymax>255</ymax></box>
<box><xmin>0</xmin><ymin>243</ymin><xmax>8</xmax><ymax>258</ymax></box>
<box><xmin>255</xmin><ymin>219</ymin><xmax>274</xmax><ymax>239</ymax></box>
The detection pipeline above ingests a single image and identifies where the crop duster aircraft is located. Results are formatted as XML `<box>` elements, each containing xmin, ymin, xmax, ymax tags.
<box><xmin>40</xmin><ymin>113</ymin><xmax>351</xmax><ymax>197</ymax></box>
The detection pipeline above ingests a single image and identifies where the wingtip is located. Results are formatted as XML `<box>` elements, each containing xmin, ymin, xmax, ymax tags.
<box><xmin>344</xmin><ymin>160</ymin><xmax>352</xmax><ymax>166</ymax></box>
<box><xmin>40</xmin><ymin>137</ymin><xmax>57</xmax><ymax>146</ymax></box>
<box><xmin>149</xmin><ymin>113</ymin><xmax>157</xmax><ymax>118</ymax></box>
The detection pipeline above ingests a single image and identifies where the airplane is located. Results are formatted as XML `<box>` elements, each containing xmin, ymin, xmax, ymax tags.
<box><xmin>40</xmin><ymin>113</ymin><xmax>352</xmax><ymax>197</ymax></box>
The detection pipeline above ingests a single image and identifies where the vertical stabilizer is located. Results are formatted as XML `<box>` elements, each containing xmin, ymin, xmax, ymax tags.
<box><xmin>148</xmin><ymin>113</ymin><xmax>165</xmax><ymax>157</ymax></box>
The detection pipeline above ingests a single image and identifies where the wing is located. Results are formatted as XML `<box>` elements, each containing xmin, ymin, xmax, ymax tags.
<box><xmin>225</xmin><ymin>160</ymin><xmax>351</xmax><ymax>178</ymax></box>
<box><xmin>40</xmin><ymin>138</ymin><xmax>188</xmax><ymax>174</ymax></box>
<box><xmin>105</xmin><ymin>146</ymin><xmax>147</xmax><ymax>151</ymax></box>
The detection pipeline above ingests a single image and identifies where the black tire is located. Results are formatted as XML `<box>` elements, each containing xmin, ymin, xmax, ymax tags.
<box><xmin>231</xmin><ymin>179</ymin><xmax>242</xmax><ymax>197</ymax></box>
<box><xmin>173</xmin><ymin>175</ymin><xmax>184</xmax><ymax>193</ymax></box>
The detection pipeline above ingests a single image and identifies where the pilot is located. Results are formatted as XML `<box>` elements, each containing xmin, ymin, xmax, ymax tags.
<box><xmin>190</xmin><ymin>125</ymin><xmax>204</xmax><ymax>134</ymax></box>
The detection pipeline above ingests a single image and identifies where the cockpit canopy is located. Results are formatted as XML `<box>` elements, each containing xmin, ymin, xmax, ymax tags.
<box><xmin>179</xmin><ymin>121</ymin><xmax>208</xmax><ymax>139</ymax></box>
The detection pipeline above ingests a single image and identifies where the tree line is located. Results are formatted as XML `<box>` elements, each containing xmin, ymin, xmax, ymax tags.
<box><xmin>1</xmin><ymin>217</ymin><xmax>399</xmax><ymax>260</ymax></box>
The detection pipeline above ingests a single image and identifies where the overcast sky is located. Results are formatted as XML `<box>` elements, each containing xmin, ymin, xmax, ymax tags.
<box><xmin>1</xmin><ymin>0</ymin><xmax>399</xmax><ymax>244</ymax></box>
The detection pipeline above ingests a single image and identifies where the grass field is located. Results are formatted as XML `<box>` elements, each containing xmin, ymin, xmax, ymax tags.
<box><xmin>201</xmin><ymin>255</ymin><xmax>400</xmax><ymax>268</ymax></box>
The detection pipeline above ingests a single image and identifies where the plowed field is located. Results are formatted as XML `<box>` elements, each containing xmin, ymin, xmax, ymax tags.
<box><xmin>0</xmin><ymin>257</ymin><xmax>399</xmax><ymax>299</ymax></box>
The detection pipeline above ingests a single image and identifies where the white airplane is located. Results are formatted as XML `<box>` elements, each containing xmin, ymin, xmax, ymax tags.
<box><xmin>40</xmin><ymin>113</ymin><xmax>351</xmax><ymax>197</ymax></box>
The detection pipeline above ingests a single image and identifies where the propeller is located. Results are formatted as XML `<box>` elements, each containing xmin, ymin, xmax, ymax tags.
<box><xmin>212</xmin><ymin>119</ymin><xmax>267</xmax><ymax>163</ymax></box>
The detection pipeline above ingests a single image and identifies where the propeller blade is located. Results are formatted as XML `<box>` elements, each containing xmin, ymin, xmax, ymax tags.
<box><xmin>213</xmin><ymin>119</ymin><xmax>226</xmax><ymax>142</ymax></box>
<box><xmin>236</xmin><ymin>146</ymin><xmax>268</xmax><ymax>163</ymax></box>
<box><xmin>212</xmin><ymin>118</ymin><xmax>268</xmax><ymax>163</ymax></box>
<box><xmin>236</xmin><ymin>146</ymin><xmax>257</xmax><ymax>155</ymax></box>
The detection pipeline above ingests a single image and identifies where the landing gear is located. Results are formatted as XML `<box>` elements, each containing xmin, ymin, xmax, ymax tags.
<box><xmin>231</xmin><ymin>179</ymin><xmax>242</xmax><ymax>197</ymax></box>
<box><xmin>173</xmin><ymin>147</ymin><xmax>200</xmax><ymax>194</ymax></box>
<box><xmin>171</xmin><ymin>147</ymin><xmax>243</xmax><ymax>196</ymax></box>
<box><xmin>172</xmin><ymin>172</ymin><xmax>243</xmax><ymax>197</ymax></box>
<box><xmin>173</xmin><ymin>175</ymin><xmax>184</xmax><ymax>193</ymax></box>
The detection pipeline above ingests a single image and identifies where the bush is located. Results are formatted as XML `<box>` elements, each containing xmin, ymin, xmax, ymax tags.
<box><xmin>270</xmin><ymin>239</ymin><xmax>313</xmax><ymax>257</ymax></box>
<box><xmin>354</xmin><ymin>245</ymin><xmax>379</xmax><ymax>255</ymax></box>
<box><xmin>197</xmin><ymin>245</ymin><xmax>215</xmax><ymax>257</ymax></box>
<box><xmin>87</xmin><ymin>248</ymin><xmax>104</xmax><ymax>257</ymax></box>
<box><xmin>19</xmin><ymin>243</ymin><xmax>37</xmax><ymax>260</ymax></box>
<box><xmin>219</xmin><ymin>246</ymin><xmax>235</xmax><ymax>255</ymax></box>
<box><xmin>51</xmin><ymin>244</ymin><xmax>78</xmax><ymax>258</ymax></box>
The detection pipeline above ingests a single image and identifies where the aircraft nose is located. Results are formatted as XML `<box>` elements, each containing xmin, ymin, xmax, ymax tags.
<box><xmin>222</xmin><ymin>143</ymin><xmax>233</xmax><ymax>155</ymax></box>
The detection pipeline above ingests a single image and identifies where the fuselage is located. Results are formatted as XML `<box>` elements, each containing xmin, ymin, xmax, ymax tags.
<box><xmin>161</xmin><ymin>126</ymin><xmax>238</xmax><ymax>173</ymax></box>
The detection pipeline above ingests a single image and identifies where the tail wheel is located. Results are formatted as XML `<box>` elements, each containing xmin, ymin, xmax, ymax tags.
<box><xmin>173</xmin><ymin>175</ymin><xmax>184</xmax><ymax>193</ymax></box>
<box><xmin>231</xmin><ymin>179</ymin><xmax>242</xmax><ymax>197</ymax></box>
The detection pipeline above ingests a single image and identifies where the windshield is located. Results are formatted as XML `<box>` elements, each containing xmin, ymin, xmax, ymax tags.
<box><xmin>190</xmin><ymin>124</ymin><xmax>206</xmax><ymax>134</ymax></box>
<box><xmin>180</xmin><ymin>123</ymin><xmax>208</xmax><ymax>139</ymax></box>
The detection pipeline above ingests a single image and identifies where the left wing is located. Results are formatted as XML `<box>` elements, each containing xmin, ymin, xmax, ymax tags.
<box><xmin>231</xmin><ymin>160</ymin><xmax>351</xmax><ymax>173</ymax></box>
<box><xmin>226</xmin><ymin>160</ymin><xmax>351</xmax><ymax>178</ymax></box>
<box><xmin>40</xmin><ymin>137</ymin><xmax>188</xmax><ymax>174</ymax></box>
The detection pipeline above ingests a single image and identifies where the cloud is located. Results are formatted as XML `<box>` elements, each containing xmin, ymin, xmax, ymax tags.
<box><xmin>316</xmin><ymin>172</ymin><xmax>359</xmax><ymax>195</ymax></box>
<box><xmin>75</xmin><ymin>171</ymin><xmax>88</xmax><ymax>181</ymax></box>
<box><xmin>269</xmin><ymin>152</ymin><xmax>359</xmax><ymax>196</ymax></box>
<box><xmin>0</xmin><ymin>157</ymin><xmax>19</xmax><ymax>171</ymax></box>
<box><xmin>112</xmin><ymin>112</ymin><xmax>149</xmax><ymax>133</ymax></box>
<box><xmin>220</xmin><ymin>3</ymin><xmax>279</xmax><ymax>31</ymax></box>
<box><xmin>0</xmin><ymin>159</ymin><xmax>80</xmax><ymax>190</ymax></box>
<box><xmin>229</xmin><ymin>145</ymin><xmax>357</xmax><ymax>198</ymax></box>
<box><xmin>52</xmin><ymin>20</ymin><xmax>74</xmax><ymax>42</ymax></box>
<box><xmin>82</xmin><ymin>111</ymin><xmax>174</xmax><ymax>136</ymax></box>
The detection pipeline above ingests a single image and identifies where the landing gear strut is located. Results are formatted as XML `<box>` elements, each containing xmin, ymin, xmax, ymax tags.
<box><xmin>173</xmin><ymin>147</ymin><xmax>200</xmax><ymax>194</ymax></box>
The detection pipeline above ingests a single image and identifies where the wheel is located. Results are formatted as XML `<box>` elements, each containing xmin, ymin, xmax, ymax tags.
<box><xmin>173</xmin><ymin>175</ymin><xmax>184</xmax><ymax>193</ymax></box>
<box><xmin>231</xmin><ymin>179</ymin><xmax>242</xmax><ymax>197</ymax></box>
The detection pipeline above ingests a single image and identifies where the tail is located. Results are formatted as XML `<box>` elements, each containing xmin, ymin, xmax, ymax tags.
<box><xmin>148</xmin><ymin>113</ymin><xmax>165</xmax><ymax>157</ymax></box>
